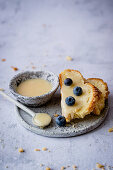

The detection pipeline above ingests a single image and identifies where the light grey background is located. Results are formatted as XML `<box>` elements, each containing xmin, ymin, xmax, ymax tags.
<box><xmin>0</xmin><ymin>0</ymin><xmax>113</xmax><ymax>170</ymax></box>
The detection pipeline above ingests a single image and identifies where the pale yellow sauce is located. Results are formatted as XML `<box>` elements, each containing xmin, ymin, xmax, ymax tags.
<box><xmin>61</xmin><ymin>71</ymin><xmax>93</xmax><ymax>119</ymax></box>
<box><xmin>33</xmin><ymin>113</ymin><xmax>51</xmax><ymax>127</ymax></box>
<box><xmin>16</xmin><ymin>78</ymin><xmax>52</xmax><ymax>97</ymax></box>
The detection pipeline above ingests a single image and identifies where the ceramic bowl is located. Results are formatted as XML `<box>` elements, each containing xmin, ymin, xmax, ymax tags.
<box><xmin>9</xmin><ymin>71</ymin><xmax>59</xmax><ymax>106</ymax></box>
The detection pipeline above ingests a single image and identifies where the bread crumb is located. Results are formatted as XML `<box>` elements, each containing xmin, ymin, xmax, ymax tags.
<box><xmin>1</xmin><ymin>59</ymin><xmax>6</xmax><ymax>62</ymax></box>
<box><xmin>11</xmin><ymin>66</ymin><xmax>18</xmax><ymax>71</ymax></box>
<box><xmin>54</xmin><ymin>114</ymin><xmax>59</xmax><ymax>117</ymax></box>
<box><xmin>5</xmin><ymin>166</ymin><xmax>8</xmax><ymax>168</ymax></box>
<box><xmin>18</xmin><ymin>148</ymin><xmax>24</xmax><ymax>152</ymax></box>
<box><xmin>96</xmin><ymin>163</ymin><xmax>104</xmax><ymax>169</ymax></box>
<box><xmin>108</xmin><ymin>127</ymin><xmax>113</xmax><ymax>132</ymax></box>
<box><xmin>72</xmin><ymin>165</ymin><xmax>77</xmax><ymax>169</ymax></box>
<box><xmin>0</xmin><ymin>88</ymin><xmax>4</xmax><ymax>91</ymax></box>
<box><xmin>61</xmin><ymin>166</ymin><xmax>65</xmax><ymax>170</ymax></box>
<box><xmin>43</xmin><ymin>64</ymin><xmax>46</xmax><ymax>67</ymax></box>
<box><xmin>32</xmin><ymin>66</ymin><xmax>36</xmax><ymax>69</ymax></box>
<box><xmin>34</xmin><ymin>148</ymin><xmax>40</xmax><ymax>151</ymax></box>
<box><xmin>46</xmin><ymin>167</ymin><xmax>51</xmax><ymax>170</ymax></box>
<box><xmin>66</xmin><ymin>56</ymin><xmax>73</xmax><ymax>61</ymax></box>
<box><xmin>42</xmin><ymin>147</ymin><xmax>48</xmax><ymax>151</ymax></box>
<box><xmin>48</xmin><ymin>150</ymin><xmax>50</xmax><ymax>152</ymax></box>
<box><xmin>40</xmin><ymin>164</ymin><xmax>43</xmax><ymax>167</ymax></box>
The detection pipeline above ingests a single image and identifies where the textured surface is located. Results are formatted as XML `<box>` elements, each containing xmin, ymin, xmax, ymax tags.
<box><xmin>0</xmin><ymin>0</ymin><xmax>113</xmax><ymax>170</ymax></box>
<box><xmin>16</xmin><ymin>99</ymin><xmax>109</xmax><ymax>137</ymax></box>
<box><xmin>9</xmin><ymin>71</ymin><xmax>59</xmax><ymax>106</ymax></box>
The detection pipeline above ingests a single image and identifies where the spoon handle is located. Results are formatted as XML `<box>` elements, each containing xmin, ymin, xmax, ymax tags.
<box><xmin>0</xmin><ymin>90</ymin><xmax>35</xmax><ymax>117</ymax></box>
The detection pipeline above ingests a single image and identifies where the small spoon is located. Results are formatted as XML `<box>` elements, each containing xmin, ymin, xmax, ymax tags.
<box><xmin>0</xmin><ymin>89</ymin><xmax>51</xmax><ymax>128</ymax></box>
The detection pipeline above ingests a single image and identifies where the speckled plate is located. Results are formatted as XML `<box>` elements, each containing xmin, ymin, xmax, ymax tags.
<box><xmin>15</xmin><ymin>92</ymin><xmax>109</xmax><ymax>138</ymax></box>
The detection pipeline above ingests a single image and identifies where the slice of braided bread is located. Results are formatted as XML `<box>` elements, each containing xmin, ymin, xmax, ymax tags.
<box><xmin>86</xmin><ymin>78</ymin><xmax>109</xmax><ymax>115</ymax></box>
<box><xmin>59</xmin><ymin>69</ymin><xmax>101</xmax><ymax>122</ymax></box>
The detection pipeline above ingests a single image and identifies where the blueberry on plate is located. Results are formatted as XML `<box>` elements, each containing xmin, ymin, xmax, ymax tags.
<box><xmin>64</xmin><ymin>78</ymin><xmax>73</xmax><ymax>86</ymax></box>
<box><xmin>65</xmin><ymin>96</ymin><xmax>75</xmax><ymax>106</ymax></box>
<box><xmin>56</xmin><ymin>115</ymin><xmax>66</xmax><ymax>126</ymax></box>
<box><xmin>73</xmin><ymin>86</ymin><xmax>82</xmax><ymax>96</ymax></box>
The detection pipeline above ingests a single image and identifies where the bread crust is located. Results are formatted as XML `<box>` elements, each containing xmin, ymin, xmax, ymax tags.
<box><xmin>59</xmin><ymin>69</ymin><xmax>101</xmax><ymax>121</ymax></box>
<box><xmin>59</xmin><ymin>69</ymin><xmax>84</xmax><ymax>88</ymax></box>
<box><xmin>86</xmin><ymin>78</ymin><xmax>109</xmax><ymax>99</ymax></box>
<box><xmin>85</xmin><ymin>82</ymin><xmax>101</xmax><ymax>113</ymax></box>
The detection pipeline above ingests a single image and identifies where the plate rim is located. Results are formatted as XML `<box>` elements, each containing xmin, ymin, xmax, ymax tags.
<box><xmin>15</xmin><ymin>102</ymin><xmax>109</xmax><ymax>138</ymax></box>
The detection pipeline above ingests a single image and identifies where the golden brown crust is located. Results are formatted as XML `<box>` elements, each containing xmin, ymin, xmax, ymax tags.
<box><xmin>59</xmin><ymin>69</ymin><xmax>101</xmax><ymax>121</ymax></box>
<box><xmin>66</xmin><ymin>114</ymin><xmax>72</xmax><ymax>122</ymax></box>
<box><xmin>59</xmin><ymin>72</ymin><xmax>63</xmax><ymax>88</ymax></box>
<box><xmin>59</xmin><ymin>69</ymin><xmax>84</xmax><ymax>88</ymax></box>
<box><xmin>85</xmin><ymin>82</ymin><xmax>101</xmax><ymax>113</ymax></box>
<box><xmin>86</xmin><ymin>78</ymin><xmax>109</xmax><ymax>115</ymax></box>
<box><xmin>86</xmin><ymin>78</ymin><xmax>109</xmax><ymax>99</ymax></box>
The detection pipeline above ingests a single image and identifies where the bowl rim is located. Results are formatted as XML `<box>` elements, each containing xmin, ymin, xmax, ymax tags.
<box><xmin>9</xmin><ymin>70</ymin><xmax>59</xmax><ymax>99</ymax></box>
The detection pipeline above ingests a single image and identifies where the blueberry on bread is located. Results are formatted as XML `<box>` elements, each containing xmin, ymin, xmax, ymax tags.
<box><xmin>59</xmin><ymin>69</ymin><xmax>101</xmax><ymax>122</ymax></box>
<box><xmin>65</xmin><ymin>96</ymin><xmax>75</xmax><ymax>106</ymax></box>
<box><xmin>64</xmin><ymin>78</ymin><xmax>73</xmax><ymax>86</ymax></box>
<box><xmin>73</xmin><ymin>86</ymin><xmax>83</xmax><ymax>96</ymax></box>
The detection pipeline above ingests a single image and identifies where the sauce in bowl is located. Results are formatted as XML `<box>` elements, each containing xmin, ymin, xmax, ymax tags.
<box><xmin>16</xmin><ymin>78</ymin><xmax>52</xmax><ymax>97</ymax></box>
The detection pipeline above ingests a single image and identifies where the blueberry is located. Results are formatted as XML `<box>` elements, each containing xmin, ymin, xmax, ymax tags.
<box><xmin>64</xmin><ymin>78</ymin><xmax>73</xmax><ymax>86</ymax></box>
<box><xmin>73</xmin><ymin>86</ymin><xmax>82</xmax><ymax>96</ymax></box>
<box><xmin>65</xmin><ymin>96</ymin><xmax>75</xmax><ymax>106</ymax></box>
<box><xmin>56</xmin><ymin>115</ymin><xmax>66</xmax><ymax>126</ymax></box>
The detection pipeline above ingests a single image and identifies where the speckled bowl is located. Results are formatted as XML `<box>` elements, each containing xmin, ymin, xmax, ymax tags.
<box><xmin>9</xmin><ymin>71</ymin><xmax>59</xmax><ymax>106</ymax></box>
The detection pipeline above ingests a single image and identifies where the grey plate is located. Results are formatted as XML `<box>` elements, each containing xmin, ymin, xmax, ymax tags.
<box><xmin>15</xmin><ymin>92</ymin><xmax>109</xmax><ymax>138</ymax></box>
